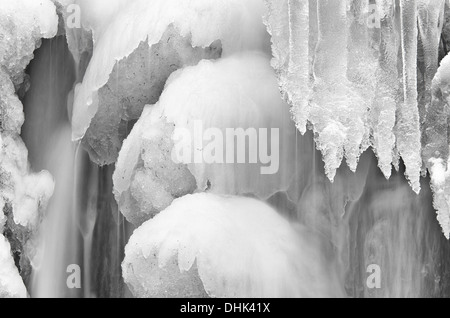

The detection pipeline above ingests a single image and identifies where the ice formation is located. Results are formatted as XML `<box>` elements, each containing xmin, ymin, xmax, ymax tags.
<box><xmin>264</xmin><ymin>0</ymin><xmax>450</xmax><ymax>238</ymax></box>
<box><xmin>0</xmin><ymin>236</ymin><xmax>27</xmax><ymax>298</ymax></box>
<box><xmin>123</xmin><ymin>193</ymin><xmax>342</xmax><ymax>298</ymax></box>
<box><xmin>113</xmin><ymin>110</ymin><xmax>197</xmax><ymax>225</ymax></box>
<box><xmin>68</xmin><ymin>0</ymin><xmax>271</xmax><ymax>160</ymax></box>
<box><xmin>0</xmin><ymin>0</ymin><xmax>58</xmax><ymax>296</ymax></box>
<box><xmin>79</xmin><ymin>26</ymin><xmax>222</xmax><ymax>165</ymax></box>
<box><xmin>426</xmin><ymin>53</ymin><xmax>450</xmax><ymax>238</ymax></box>
<box><xmin>113</xmin><ymin>52</ymin><xmax>296</xmax><ymax>225</ymax></box>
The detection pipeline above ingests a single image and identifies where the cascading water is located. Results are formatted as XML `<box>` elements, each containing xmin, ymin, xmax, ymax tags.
<box><xmin>20</xmin><ymin>36</ymin><xmax>130</xmax><ymax>298</ymax></box>
<box><xmin>21</xmin><ymin>37</ymin><xmax>79</xmax><ymax>297</ymax></box>
<box><xmin>1</xmin><ymin>0</ymin><xmax>450</xmax><ymax>299</ymax></box>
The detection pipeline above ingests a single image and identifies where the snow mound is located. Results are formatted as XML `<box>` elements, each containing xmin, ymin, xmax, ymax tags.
<box><xmin>123</xmin><ymin>193</ymin><xmax>342</xmax><ymax>298</ymax></box>
<box><xmin>113</xmin><ymin>52</ymin><xmax>296</xmax><ymax>225</ymax></box>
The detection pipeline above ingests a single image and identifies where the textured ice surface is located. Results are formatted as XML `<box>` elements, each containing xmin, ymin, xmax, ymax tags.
<box><xmin>264</xmin><ymin>0</ymin><xmax>450</xmax><ymax>237</ymax></box>
<box><xmin>0</xmin><ymin>0</ymin><xmax>58</xmax><ymax>290</ymax></box>
<box><xmin>264</xmin><ymin>0</ymin><xmax>310</xmax><ymax>134</ymax></box>
<box><xmin>153</xmin><ymin>52</ymin><xmax>295</xmax><ymax>197</ymax></box>
<box><xmin>0</xmin><ymin>198</ymin><xmax>4</xmax><ymax>233</ymax></box>
<box><xmin>0</xmin><ymin>135</ymin><xmax>54</xmax><ymax>229</ymax></box>
<box><xmin>425</xmin><ymin>54</ymin><xmax>450</xmax><ymax>239</ymax></box>
<box><xmin>81</xmin><ymin>25</ymin><xmax>222</xmax><ymax>165</ymax></box>
<box><xmin>113</xmin><ymin>52</ymin><xmax>296</xmax><ymax>225</ymax></box>
<box><xmin>265</xmin><ymin>0</ymin><xmax>374</xmax><ymax>181</ymax></box>
<box><xmin>113</xmin><ymin>109</ymin><xmax>197</xmax><ymax>226</ymax></box>
<box><xmin>0</xmin><ymin>71</ymin><xmax>24</xmax><ymax>135</ymax></box>
<box><xmin>70</xmin><ymin>0</ymin><xmax>270</xmax><ymax>143</ymax></box>
<box><xmin>0</xmin><ymin>0</ymin><xmax>58</xmax><ymax>87</ymax></box>
<box><xmin>0</xmin><ymin>235</ymin><xmax>27</xmax><ymax>298</ymax></box>
<box><xmin>123</xmin><ymin>193</ymin><xmax>342</xmax><ymax>298</ymax></box>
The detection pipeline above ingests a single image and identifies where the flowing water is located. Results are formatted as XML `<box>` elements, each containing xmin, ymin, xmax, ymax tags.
<box><xmin>21</xmin><ymin>37</ymin><xmax>130</xmax><ymax>298</ymax></box>
<box><xmin>18</xmin><ymin>36</ymin><xmax>450</xmax><ymax>298</ymax></box>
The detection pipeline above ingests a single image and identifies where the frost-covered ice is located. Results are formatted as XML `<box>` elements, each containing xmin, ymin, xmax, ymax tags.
<box><xmin>123</xmin><ymin>193</ymin><xmax>342</xmax><ymax>298</ymax></box>
<box><xmin>425</xmin><ymin>53</ymin><xmax>450</xmax><ymax>239</ymax></box>
<box><xmin>0</xmin><ymin>0</ymin><xmax>58</xmax><ymax>229</ymax></box>
<box><xmin>81</xmin><ymin>26</ymin><xmax>222</xmax><ymax>165</ymax></box>
<box><xmin>0</xmin><ymin>0</ymin><xmax>58</xmax><ymax>292</ymax></box>
<box><xmin>0</xmin><ymin>0</ymin><xmax>58</xmax><ymax>86</ymax></box>
<box><xmin>69</xmin><ymin>0</ymin><xmax>271</xmax><ymax>145</ymax></box>
<box><xmin>0</xmin><ymin>236</ymin><xmax>27</xmax><ymax>298</ymax></box>
<box><xmin>264</xmin><ymin>0</ymin><xmax>450</xmax><ymax>237</ymax></box>
<box><xmin>113</xmin><ymin>111</ymin><xmax>197</xmax><ymax>225</ymax></box>
<box><xmin>0</xmin><ymin>197</ymin><xmax>4</xmax><ymax>234</ymax></box>
<box><xmin>113</xmin><ymin>52</ymin><xmax>296</xmax><ymax>225</ymax></box>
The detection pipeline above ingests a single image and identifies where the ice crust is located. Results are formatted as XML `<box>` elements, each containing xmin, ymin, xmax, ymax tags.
<box><xmin>0</xmin><ymin>0</ymin><xmax>58</xmax><ymax>297</ymax></box>
<box><xmin>123</xmin><ymin>193</ymin><xmax>342</xmax><ymax>298</ymax></box>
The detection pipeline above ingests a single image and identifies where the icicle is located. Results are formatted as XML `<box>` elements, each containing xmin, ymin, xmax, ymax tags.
<box><xmin>264</xmin><ymin>0</ymin><xmax>310</xmax><ymax>134</ymax></box>
<box><xmin>345</xmin><ymin>0</ymin><xmax>378</xmax><ymax>171</ymax></box>
<box><xmin>310</xmin><ymin>0</ymin><xmax>370</xmax><ymax>180</ymax></box>
<box><xmin>371</xmin><ymin>0</ymin><xmax>400</xmax><ymax>179</ymax></box>
<box><xmin>287</xmin><ymin>0</ymin><xmax>310</xmax><ymax>133</ymax></box>
<box><xmin>418</xmin><ymin>0</ymin><xmax>445</xmax><ymax>111</ymax></box>
<box><xmin>397</xmin><ymin>0</ymin><xmax>422</xmax><ymax>194</ymax></box>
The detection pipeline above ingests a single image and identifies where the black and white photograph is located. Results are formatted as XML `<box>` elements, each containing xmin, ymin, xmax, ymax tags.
<box><xmin>0</xmin><ymin>0</ymin><xmax>450</xmax><ymax>302</ymax></box>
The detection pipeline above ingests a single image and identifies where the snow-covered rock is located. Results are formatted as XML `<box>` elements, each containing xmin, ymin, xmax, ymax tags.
<box><xmin>0</xmin><ymin>0</ymin><xmax>58</xmax><ymax>87</ymax></box>
<box><xmin>425</xmin><ymin>53</ymin><xmax>450</xmax><ymax>239</ymax></box>
<box><xmin>70</xmin><ymin>0</ymin><xmax>271</xmax><ymax>147</ymax></box>
<box><xmin>123</xmin><ymin>193</ymin><xmax>342</xmax><ymax>298</ymax></box>
<box><xmin>0</xmin><ymin>0</ymin><xmax>58</xmax><ymax>288</ymax></box>
<box><xmin>113</xmin><ymin>52</ymin><xmax>296</xmax><ymax>225</ymax></box>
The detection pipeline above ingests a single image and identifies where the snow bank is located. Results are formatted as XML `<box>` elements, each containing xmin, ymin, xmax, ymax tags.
<box><xmin>123</xmin><ymin>193</ymin><xmax>342</xmax><ymax>298</ymax></box>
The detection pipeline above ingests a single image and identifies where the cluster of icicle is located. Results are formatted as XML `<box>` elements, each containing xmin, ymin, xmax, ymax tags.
<box><xmin>265</xmin><ymin>0</ymin><xmax>450</xmax><ymax>239</ymax></box>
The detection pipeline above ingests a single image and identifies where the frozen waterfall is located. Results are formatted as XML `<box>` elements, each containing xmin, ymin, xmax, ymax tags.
<box><xmin>0</xmin><ymin>0</ymin><xmax>450</xmax><ymax>299</ymax></box>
